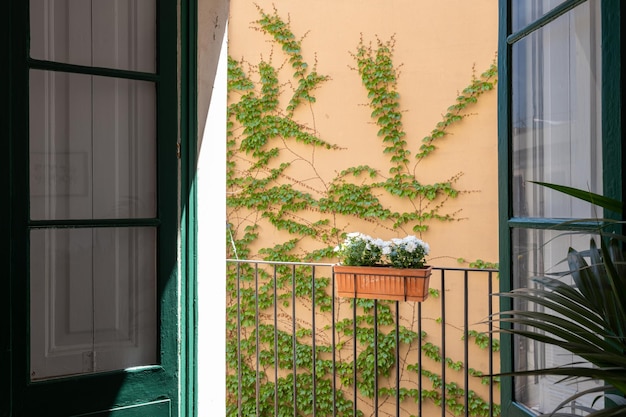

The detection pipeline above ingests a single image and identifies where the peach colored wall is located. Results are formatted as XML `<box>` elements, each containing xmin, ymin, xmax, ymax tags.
<box><xmin>226</xmin><ymin>4</ymin><xmax>500</xmax><ymax>413</ymax></box>
<box><xmin>227</xmin><ymin>0</ymin><xmax>498</xmax><ymax>266</ymax></box>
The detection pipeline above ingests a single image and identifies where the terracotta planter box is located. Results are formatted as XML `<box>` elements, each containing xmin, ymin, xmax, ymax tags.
<box><xmin>333</xmin><ymin>264</ymin><xmax>432</xmax><ymax>302</ymax></box>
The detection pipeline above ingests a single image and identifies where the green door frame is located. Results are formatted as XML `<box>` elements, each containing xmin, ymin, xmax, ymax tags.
<box><xmin>497</xmin><ymin>1</ymin><xmax>624</xmax><ymax>415</ymax></box>
<box><xmin>1</xmin><ymin>0</ymin><xmax>198</xmax><ymax>415</ymax></box>
<box><xmin>181</xmin><ymin>0</ymin><xmax>199</xmax><ymax>415</ymax></box>
<box><xmin>1</xmin><ymin>3</ymin><xmax>13</xmax><ymax>415</ymax></box>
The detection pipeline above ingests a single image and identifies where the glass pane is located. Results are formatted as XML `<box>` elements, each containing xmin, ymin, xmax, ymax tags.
<box><xmin>512</xmin><ymin>1</ymin><xmax>602</xmax><ymax>219</ymax></box>
<box><xmin>29</xmin><ymin>70</ymin><xmax>157</xmax><ymax>220</ymax></box>
<box><xmin>30</xmin><ymin>0</ymin><xmax>156</xmax><ymax>73</ymax></box>
<box><xmin>512</xmin><ymin>227</ymin><xmax>603</xmax><ymax>414</ymax></box>
<box><xmin>30</xmin><ymin>227</ymin><xmax>157</xmax><ymax>380</ymax></box>
<box><xmin>512</xmin><ymin>0</ymin><xmax>567</xmax><ymax>33</ymax></box>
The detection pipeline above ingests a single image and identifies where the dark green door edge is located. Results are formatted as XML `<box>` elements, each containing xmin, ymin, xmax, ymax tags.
<box><xmin>180</xmin><ymin>0</ymin><xmax>199</xmax><ymax>416</ymax></box>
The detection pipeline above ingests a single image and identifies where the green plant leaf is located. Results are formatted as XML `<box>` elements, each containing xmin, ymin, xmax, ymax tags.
<box><xmin>530</xmin><ymin>181</ymin><xmax>623</xmax><ymax>215</ymax></box>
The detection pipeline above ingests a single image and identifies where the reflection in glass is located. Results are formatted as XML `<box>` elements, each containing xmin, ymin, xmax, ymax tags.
<box><xmin>29</xmin><ymin>0</ymin><xmax>156</xmax><ymax>73</ymax></box>
<box><xmin>512</xmin><ymin>227</ymin><xmax>603</xmax><ymax>414</ymax></box>
<box><xmin>511</xmin><ymin>0</ymin><xmax>567</xmax><ymax>33</ymax></box>
<box><xmin>29</xmin><ymin>70</ymin><xmax>156</xmax><ymax>220</ymax></box>
<box><xmin>511</xmin><ymin>1</ymin><xmax>602</xmax><ymax>219</ymax></box>
<box><xmin>30</xmin><ymin>227</ymin><xmax>157</xmax><ymax>380</ymax></box>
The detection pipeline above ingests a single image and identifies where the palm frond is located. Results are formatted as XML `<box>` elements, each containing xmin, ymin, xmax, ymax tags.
<box><xmin>529</xmin><ymin>181</ymin><xmax>623</xmax><ymax>215</ymax></box>
<box><xmin>494</xmin><ymin>182</ymin><xmax>626</xmax><ymax>415</ymax></box>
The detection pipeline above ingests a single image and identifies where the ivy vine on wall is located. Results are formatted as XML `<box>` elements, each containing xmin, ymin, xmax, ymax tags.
<box><xmin>227</xmin><ymin>5</ymin><xmax>499</xmax><ymax>417</ymax></box>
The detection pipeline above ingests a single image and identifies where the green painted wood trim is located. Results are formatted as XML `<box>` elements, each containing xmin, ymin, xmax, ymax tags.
<box><xmin>622</xmin><ymin>5</ymin><xmax>626</xmax><ymax>223</ymax></box>
<box><xmin>602</xmin><ymin>1</ymin><xmax>623</xmax><ymax>221</ymax></box>
<box><xmin>497</xmin><ymin>0</ymin><xmax>514</xmax><ymax>414</ymax></box>
<box><xmin>155</xmin><ymin>0</ymin><xmax>181</xmax><ymax>416</ymax></box>
<box><xmin>27</xmin><ymin>58</ymin><xmax>160</xmax><ymax>81</ymax></box>
<box><xmin>507</xmin><ymin>217</ymin><xmax>612</xmax><ymax>231</ymax></box>
<box><xmin>506</xmin><ymin>0</ymin><xmax>589</xmax><ymax>44</ymax></box>
<box><xmin>29</xmin><ymin>219</ymin><xmax>162</xmax><ymax>228</ymax></box>
<box><xmin>23</xmin><ymin>368</ymin><xmax>175</xmax><ymax>417</ymax></box>
<box><xmin>1</xmin><ymin>2</ymin><xmax>13</xmax><ymax>416</ymax></box>
<box><xmin>180</xmin><ymin>0</ymin><xmax>199</xmax><ymax>415</ymax></box>
<box><xmin>9</xmin><ymin>0</ymin><xmax>32</xmax><ymax>414</ymax></box>
<box><xmin>72</xmin><ymin>399</ymin><xmax>171</xmax><ymax>417</ymax></box>
<box><xmin>622</xmin><ymin>3</ymin><xmax>626</xmax><ymax>223</ymax></box>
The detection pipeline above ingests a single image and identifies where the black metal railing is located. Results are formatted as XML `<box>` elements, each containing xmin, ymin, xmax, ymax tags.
<box><xmin>226</xmin><ymin>260</ymin><xmax>499</xmax><ymax>417</ymax></box>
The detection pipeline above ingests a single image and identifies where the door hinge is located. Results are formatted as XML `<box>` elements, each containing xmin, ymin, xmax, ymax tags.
<box><xmin>177</xmin><ymin>142</ymin><xmax>181</xmax><ymax>159</ymax></box>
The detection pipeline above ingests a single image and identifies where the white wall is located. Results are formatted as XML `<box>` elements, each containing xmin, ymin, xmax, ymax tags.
<box><xmin>197</xmin><ymin>22</ymin><xmax>228</xmax><ymax>417</ymax></box>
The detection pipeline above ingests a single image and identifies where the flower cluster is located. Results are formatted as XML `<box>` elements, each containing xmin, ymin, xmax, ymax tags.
<box><xmin>333</xmin><ymin>232</ymin><xmax>385</xmax><ymax>266</ymax></box>
<box><xmin>334</xmin><ymin>233</ymin><xmax>429</xmax><ymax>268</ymax></box>
<box><xmin>387</xmin><ymin>235</ymin><xmax>430</xmax><ymax>268</ymax></box>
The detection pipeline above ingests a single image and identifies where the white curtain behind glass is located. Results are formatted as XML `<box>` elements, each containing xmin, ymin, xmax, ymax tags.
<box><xmin>512</xmin><ymin>1</ymin><xmax>602</xmax><ymax>220</ymax></box>
<box><xmin>511</xmin><ymin>1</ymin><xmax>602</xmax><ymax>414</ymax></box>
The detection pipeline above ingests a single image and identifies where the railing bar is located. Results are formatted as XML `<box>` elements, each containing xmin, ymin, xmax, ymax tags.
<box><xmin>432</xmin><ymin>266</ymin><xmax>498</xmax><ymax>272</ymax></box>
<box><xmin>395</xmin><ymin>302</ymin><xmax>400</xmax><ymax>417</ymax></box>
<box><xmin>464</xmin><ymin>270</ymin><xmax>469</xmax><ymax>417</ymax></box>
<box><xmin>374</xmin><ymin>299</ymin><xmax>379</xmax><ymax>417</ymax></box>
<box><xmin>331</xmin><ymin>269</ymin><xmax>337</xmax><ymax>417</ymax></box>
<box><xmin>488</xmin><ymin>271</ymin><xmax>494</xmax><ymax>417</ymax></box>
<box><xmin>227</xmin><ymin>259</ymin><xmax>497</xmax><ymax>271</ymax></box>
<box><xmin>227</xmin><ymin>258</ymin><xmax>334</xmax><ymax>267</ymax></box>
<box><xmin>237</xmin><ymin>263</ymin><xmax>243</xmax><ymax>417</ymax></box>
<box><xmin>441</xmin><ymin>270</ymin><xmax>446</xmax><ymax>417</ymax></box>
<box><xmin>353</xmin><ymin>299</ymin><xmax>358</xmax><ymax>417</ymax></box>
<box><xmin>255</xmin><ymin>264</ymin><xmax>260</xmax><ymax>417</ymax></box>
<box><xmin>312</xmin><ymin>267</ymin><xmax>317</xmax><ymax>417</ymax></box>
<box><xmin>274</xmin><ymin>265</ymin><xmax>279</xmax><ymax>417</ymax></box>
<box><xmin>418</xmin><ymin>302</ymin><xmax>423</xmax><ymax>417</ymax></box>
<box><xmin>292</xmin><ymin>264</ymin><xmax>297</xmax><ymax>417</ymax></box>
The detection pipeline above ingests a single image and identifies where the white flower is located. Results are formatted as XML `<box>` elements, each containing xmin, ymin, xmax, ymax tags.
<box><xmin>405</xmin><ymin>241</ymin><xmax>417</xmax><ymax>253</ymax></box>
<box><xmin>372</xmin><ymin>238</ymin><xmax>385</xmax><ymax>248</ymax></box>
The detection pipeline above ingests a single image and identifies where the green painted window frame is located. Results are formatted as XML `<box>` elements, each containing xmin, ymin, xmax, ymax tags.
<box><xmin>497</xmin><ymin>1</ymin><xmax>624</xmax><ymax>416</ymax></box>
<box><xmin>0</xmin><ymin>0</ymin><xmax>197</xmax><ymax>415</ymax></box>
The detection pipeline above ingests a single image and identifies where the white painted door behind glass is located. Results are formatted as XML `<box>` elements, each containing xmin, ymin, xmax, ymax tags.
<box><xmin>28</xmin><ymin>0</ymin><xmax>157</xmax><ymax>380</ymax></box>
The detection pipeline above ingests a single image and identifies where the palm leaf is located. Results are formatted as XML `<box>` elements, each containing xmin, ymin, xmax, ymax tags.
<box><xmin>550</xmin><ymin>384</ymin><xmax>615</xmax><ymax>416</ymax></box>
<box><xmin>495</xmin><ymin>183</ymin><xmax>626</xmax><ymax>415</ymax></box>
<box><xmin>530</xmin><ymin>181</ymin><xmax>623</xmax><ymax>215</ymax></box>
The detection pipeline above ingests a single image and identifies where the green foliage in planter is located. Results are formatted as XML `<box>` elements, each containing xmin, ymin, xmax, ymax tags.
<box><xmin>226</xmin><ymin>5</ymin><xmax>499</xmax><ymax>417</ymax></box>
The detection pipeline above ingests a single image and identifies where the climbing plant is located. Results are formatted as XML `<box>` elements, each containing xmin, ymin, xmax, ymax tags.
<box><xmin>226</xmin><ymin>5</ymin><xmax>499</xmax><ymax>417</ymax></box>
